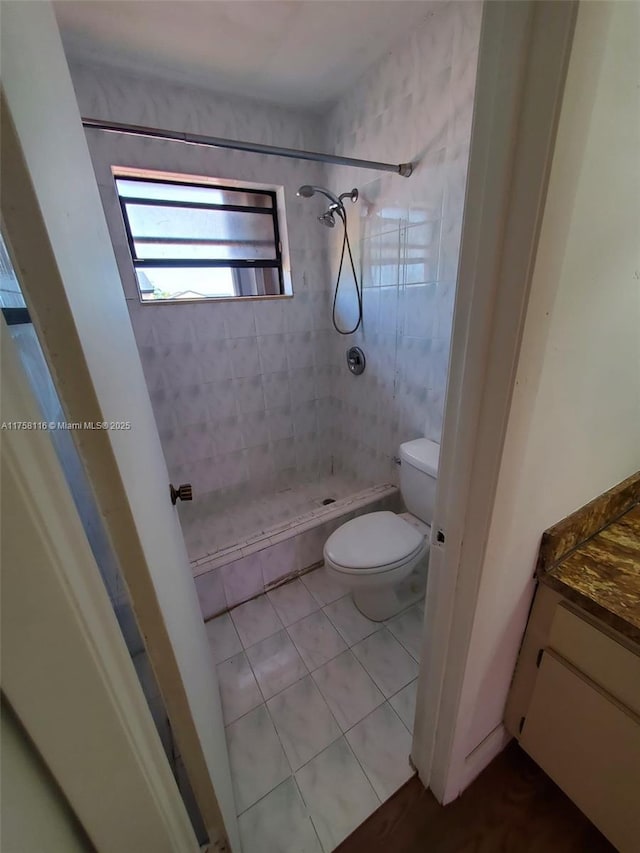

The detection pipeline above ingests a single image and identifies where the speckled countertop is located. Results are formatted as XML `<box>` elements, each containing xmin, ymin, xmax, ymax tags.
<box><xmin>541</xmin><ymin>504</ymin><xmax>640</xmax><ymax>645</ymax></box>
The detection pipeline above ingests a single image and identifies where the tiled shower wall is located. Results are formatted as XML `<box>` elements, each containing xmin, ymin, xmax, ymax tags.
<box><xmin>324</xmin><ymin>2</ymin><xmax>481</xmax><ymax>485</ymax></box>
<box><xmin>70</xmin><ymin>0</ymin><xmax>481</xmax><ymax>542</ymax></box>
<box><xmin>72</xmin><ymin>64</ymin><xmax>337</xmax><ymax>555</ymax></box>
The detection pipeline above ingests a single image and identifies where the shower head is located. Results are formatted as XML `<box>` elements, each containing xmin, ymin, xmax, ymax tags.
<box><xmin>297</xmin><ymin>184</ymin><xmax>317</xmax><ymax>199</ymax></box>
<box><xmin>297</xmin><ymin>184</ymin><xmax>342</xmax><ymax>208</ymax></box>
<box><xmin>318</xmin><ymin>210</ymin><xmax>336</xmax><ymax>228</ymax></box>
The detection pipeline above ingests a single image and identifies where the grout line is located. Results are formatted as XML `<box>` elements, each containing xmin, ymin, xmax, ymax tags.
<box><xmin>386</xmin><ymin>624</ymin><xmax>421</xmax><ymax>663</ymax></box>
<box><xmin>307</xmin><ymin>814</ymin><xmax>328</xmax><ymax>853</ymax></box>
<box><xmin>341</xmin><ymin>726</ymin><xmax>383</xmax><ymax>809</ymax></box>
<box><xmin>299</xmin><ymin>730</ymin><xmax>383</xmax><ymax>848</ymax></box>
<box><xmin>285</xmin><ymin>622</ymin><xmax>348</xmax><ymax>675</ymax></box>
<box><xmin>223</xmin><ymin>585</ymin><xmax>416</xmax><ymax>823</ymax></box>
<box><xmin>223</xmin><ymin>697</ymin><xmax>267</xmax><ymax>732</ymax></box>
<box><xmin>291</xmin><ymin>775</ymin><xmax>325</xmax><ymax>851</ymax></box>
<box><xmin>265</xmin><ymin>677</ymin><xmax>343</xmax><ymax>779</ymax></box>
<box><xmin>386</xmin><ymin>691</ymin><xmax>415</xmax><ymax>738</ymax></box>
<box><xmin>321</xmin><ymin>596</ymin><xmax>382</xmax><ymax>648</ymax></box>
<box><xmin>242</xmin><ymin>626</ymin><xmax>312</xmax><ymax>708</ymax></box>
<box><xmin>233</xmin><ymin>773</ymin><xmax>294</xmax><ymax>819</ymax></box>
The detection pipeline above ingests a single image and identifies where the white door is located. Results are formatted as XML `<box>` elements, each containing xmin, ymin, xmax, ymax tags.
<box><xmin>1</xmin><ymin>315</ymin><xmax>199</xmax><ymax>852</ymax></box>
<box><xmin>1</xmin><ymin>3</ymin><xmax>239</xmax><ymax>849</ymax></box>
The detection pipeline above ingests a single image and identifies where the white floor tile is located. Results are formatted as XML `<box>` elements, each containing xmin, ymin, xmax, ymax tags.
<box><xmin>352</xmin><ymin>628</ymin><xmax>420</xmax><ymax>698</ymax></box>
<box><xmin>386</xmin><ymin>603</ymin><xmax>424</xmax><ymax>661</ymax></box>
<box><xmin>230</xmin><ymin>595</ymin><xmax>283</xmax><ymax>648</ymax></box>
<box><xmin>267</xmin><ymin>675</ymin><xmax>342</xmax><ymax>771</ymax></box>
<box><xmin>238</xmin><ymin>777</ymin><xmax>321</xmax><ymax>853</ymax></box>
<box><xmin>204</xmin><ymin>613</ymin><xmax>242</xmax><ymax>664</ymax></box>
<box><xmin>389</xmin><ymin>679</ymin><xmax>418</xmax><ymax>733</ymax></box>
<box><xmin>346</xmin><ymin>703</ymin><xmax>414</xmax><ymax>801</ymax></box>
<box><xmin>286</xmin><ymin>610</ymin><xmax>347</xmax><ymax>671</ymax></box>
<box><xmin>296</xmin><ymin>737</ymin><xmax>379</xmax><ymax>852</ymax></box>
<box><xmin>245</xmin><ymin>630</ymin><xmax>308</xmax><ymax>700</ymax></box>
<box><xmin>216</xmin><ymin>652</ymin><xmax>263</xmax><ymax>724</ymax></box>
<box><xmin>300</xmin><ymin>566</ymin><xmax>349</xmax><ymax>606</ymax></box>
<box><xmin>323</xmin><ymin>596</ymin><xmax>382</xmax><ymax>646</ymax></box>
<box><xmin>226</xmin><ymin>704</ymin><xmax>291</xmax><ymax>814</ymax></box>
<box><xmin>268</xmin><ymin>579</ymin><xmax>319</xmax><ymax>626</ymax></box>
<box><xmin>311</xmin><ymin>650</ymin><xmax>384</xmax><ymax>732</ymax></box>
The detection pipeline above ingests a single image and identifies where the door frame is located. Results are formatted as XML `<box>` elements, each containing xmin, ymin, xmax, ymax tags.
<box><xmin>0</xmin><ymin>3</ymin><xmax>238</xmax><ymax>848</ymax></box>
<box><xmin>0</xmin><ymin>317</ymin><xmax>199</xmax><ymax>852</ymax></box>
<box><xmin>412</xmin><ymin>0</ymin><xmax>578</xmax><ymax>802</ymax></box>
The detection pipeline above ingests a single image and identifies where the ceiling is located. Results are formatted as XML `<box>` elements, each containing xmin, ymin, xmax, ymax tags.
<box><xmin>54</xmin><ymin>1</ymin><xmax>435</xmax><ymax>111</ymax></box>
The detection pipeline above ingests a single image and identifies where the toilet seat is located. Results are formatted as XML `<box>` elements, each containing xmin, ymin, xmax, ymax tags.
<box><xmin>324</xmin><ymin>511</ymin><xmax>425</xmax><ymax>575</ymax></box>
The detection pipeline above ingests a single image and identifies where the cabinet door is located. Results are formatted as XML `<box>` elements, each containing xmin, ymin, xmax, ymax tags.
<box><xmin>549</xmin><ymin>604</ymin><xmax>640</xmax><ymax>715</ymax></box>
<box><xmin>521</xmin><ymin>651</ymin><xmax>640</xmax><ymax>853</ymax></box>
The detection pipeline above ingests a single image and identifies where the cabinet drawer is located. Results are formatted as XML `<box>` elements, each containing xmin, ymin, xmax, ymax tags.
<box><xmin>549</xmin><ymin>604</ymin><xmax>640</xmax><ymax>715</ymax></box>
<box><xmin>521</xmin><ymin>651</ymin><xmax>640</xmax><ymax>853</ymax></box>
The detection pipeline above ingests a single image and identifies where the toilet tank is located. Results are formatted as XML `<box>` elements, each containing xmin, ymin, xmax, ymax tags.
<box><xmin>399</xmin><ymin>438</ymin><xmax>440</xmax><ymax>524</ymax></box>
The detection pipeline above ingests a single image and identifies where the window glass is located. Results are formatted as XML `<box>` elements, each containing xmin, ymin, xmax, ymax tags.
<box><xmin>115</xmin><ymin>176</ymin><xmax>284</xmax><ymax>302</ymax></box>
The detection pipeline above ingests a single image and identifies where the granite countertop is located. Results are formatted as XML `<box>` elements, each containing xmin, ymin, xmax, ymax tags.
<box><xmin>541</xmin><ymin>504</ymin><xmax>640</xmax><ymax>645</ymax></box>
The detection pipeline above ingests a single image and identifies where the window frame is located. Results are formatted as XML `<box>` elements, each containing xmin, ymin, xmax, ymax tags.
<box><xmin>114</xmin><ymin>172</ymin><xmax>286</xmax><ymax>303</ymax></box>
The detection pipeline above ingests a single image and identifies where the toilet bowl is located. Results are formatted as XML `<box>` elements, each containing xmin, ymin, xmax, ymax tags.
<box><xmin>323</xmin><ymin>438</ymin><xmax>439</xmax><ymax>621</ymax></box>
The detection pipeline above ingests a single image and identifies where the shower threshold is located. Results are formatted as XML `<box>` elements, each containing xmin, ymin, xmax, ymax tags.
<box><xmin>189</xmin><ymin>479</ymin><xmax>398</xmax><ymax>577</ymax></box>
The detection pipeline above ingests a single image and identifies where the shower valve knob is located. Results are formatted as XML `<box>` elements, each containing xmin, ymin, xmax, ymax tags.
<box><xmin>170</xmin><ymin>483</ymin><xmax>193</xmax><ymax>505</ymax></box>
<box><xmin>346</xmin><ymin>346</ymin><xmax>366</xmax><ymax>375</ymax></box>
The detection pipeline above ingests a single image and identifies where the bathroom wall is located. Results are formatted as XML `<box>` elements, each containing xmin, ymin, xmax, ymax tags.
<box><xmin>323</xmin><ymin>2</ymin><xmax>481</xmax><ymax>485</ymax></box>
<box><xmin>70</xmin><ymin>62</ymin><xmax>335</xmax><ymax>556</ymax></box>
<box><xmin>68</xmin><ymin>0</ymin><xmax>481</xmax><ymax>556</ymax></box>
<box><xmin>455</xmin><ymin>0</ymin><xmax>640</xmax><ymax>766</ymax></box>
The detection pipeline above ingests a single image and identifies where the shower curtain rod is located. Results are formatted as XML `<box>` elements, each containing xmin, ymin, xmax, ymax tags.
<box><xmin>81</xmin><ymin>117</ymin><xmax>414</xmax><ymax>177</ymax></box>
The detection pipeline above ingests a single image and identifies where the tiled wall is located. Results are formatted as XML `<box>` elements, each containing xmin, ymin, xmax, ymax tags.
<box><xmin>323</xmin><ymin>2</ymin><xmax>481</xmax><ymax>485</ymax></box>
<box><xmin>69</xmin><ymin>1</ymin><xmax>481</xmax><ymax>531</ymax></box>
<box><xmin>72</xmin><ymin>64</ymin><xmax>336</xmax><ymax>533</ymax></box>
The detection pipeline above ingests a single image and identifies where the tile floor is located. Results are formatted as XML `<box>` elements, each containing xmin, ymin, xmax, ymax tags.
<box><xmin>205</xmin><ymin>566</ymin><xmax>424</xmax><ymax>853</ymax></box>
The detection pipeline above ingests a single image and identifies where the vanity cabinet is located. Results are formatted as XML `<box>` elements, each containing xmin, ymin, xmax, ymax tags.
<box><xmin>506</xmin><ymin>592</ymin><xmax>640</xmax><ymax>852</ymax></box>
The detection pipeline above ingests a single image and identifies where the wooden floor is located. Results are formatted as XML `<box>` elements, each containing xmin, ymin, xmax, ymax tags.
<box><xmin>336</xmin><ymin>743</ymin><xmax>614</xmax><ymax>853</ymax></box>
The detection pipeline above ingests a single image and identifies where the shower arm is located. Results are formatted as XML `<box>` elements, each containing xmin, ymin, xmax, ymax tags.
<box><xmin>81</xmin><ymin>117</ymin><xmax>414</xmax><ymax>177</ymax></box>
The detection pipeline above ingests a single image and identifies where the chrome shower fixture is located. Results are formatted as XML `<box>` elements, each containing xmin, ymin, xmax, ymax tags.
<box><xmin>338</xmin><ymin>188</ymin><xmax>359</xmax><ymax>205</ymax></box>
<box><xmin>297</xmin><ymin>184</ymin><xmax>340</xmax><ymax>206</ymax></box>
<box><xmin>297</xmin><ymin>183</ymin><xmax>363</xmax><ymax>335</ymax></box>
<box><xmin>318</xmin><ymin>210</ymin><xmax>336</xmax><ymax>228</ymax></box>
<box><xmin>297</xmin><ymin>184</ymin><xmax>358</xmax><ymax>211</ymax></box>
<box><xmin>297</xmin><ymin>184</ymin><xmax>359</xmax><ymax>228</ymax></box>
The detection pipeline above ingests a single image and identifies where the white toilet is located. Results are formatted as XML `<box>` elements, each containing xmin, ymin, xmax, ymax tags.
<box><xmin>323</xmin><ymin>438</ymin><xmax>439</xmax><ymax>621</ymax></box>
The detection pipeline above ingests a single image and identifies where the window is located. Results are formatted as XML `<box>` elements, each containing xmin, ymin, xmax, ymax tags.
<box><xmin>115</xmin><ymin>174</ymin><xmax>285</xmax><ymax>302</ymax></box>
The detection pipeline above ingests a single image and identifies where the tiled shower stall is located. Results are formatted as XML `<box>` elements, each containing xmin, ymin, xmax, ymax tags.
<box><xmin>71</xmin><ymin>1</ymin><xmax>480</xmax><ymax>618</ymax></box>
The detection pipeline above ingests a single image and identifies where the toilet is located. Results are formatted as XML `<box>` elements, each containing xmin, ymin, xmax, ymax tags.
<box><xmin>323</xmin><ymin>438</ymin><xmax>439</xmax><ymax>621</ymax></box>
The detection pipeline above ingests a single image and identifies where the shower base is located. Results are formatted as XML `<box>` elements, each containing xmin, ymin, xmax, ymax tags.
<box><xmin>189</xmin><ymin>478</ymin><xmax>401</xmax><ymax>620</ymax></box>
<box><xmin>184</xmin><ymin>474</ymin><xmax>367</xmax><ymax>564</ymax></box>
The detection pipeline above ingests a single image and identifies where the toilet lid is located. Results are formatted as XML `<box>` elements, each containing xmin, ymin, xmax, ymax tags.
<box><xmin>324</xmin><ymin>511</ymin><xmax>425</xmax><ymax>571</ymax></box>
